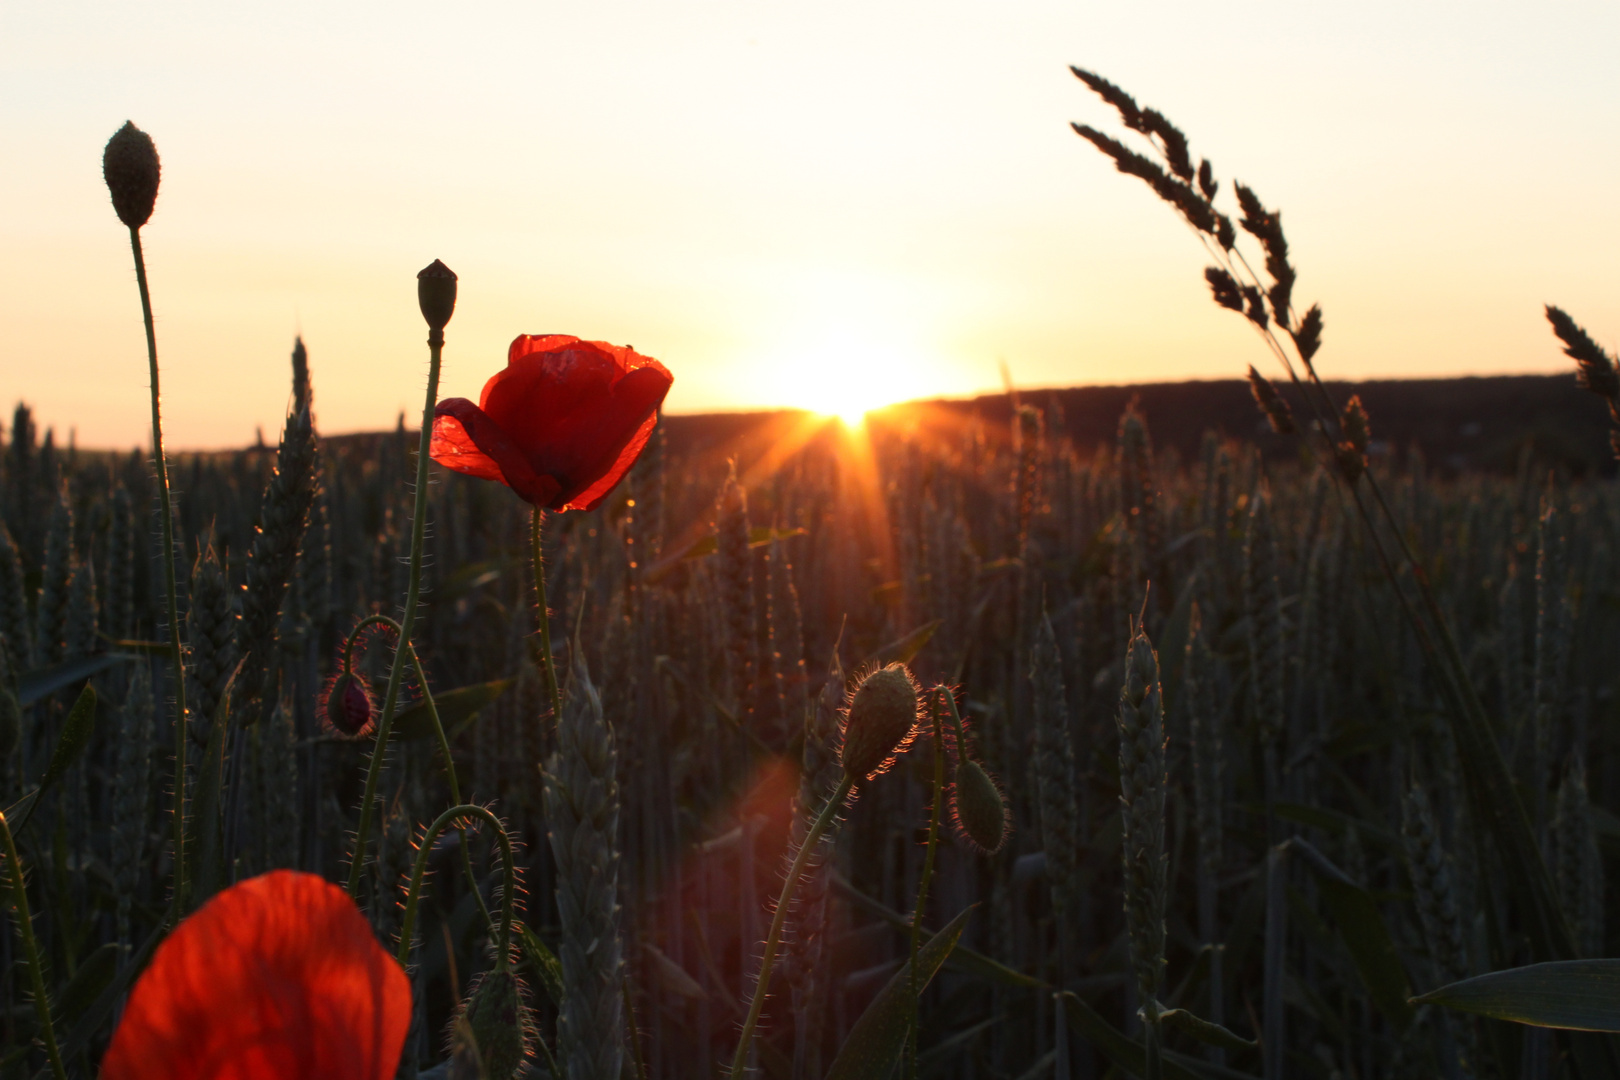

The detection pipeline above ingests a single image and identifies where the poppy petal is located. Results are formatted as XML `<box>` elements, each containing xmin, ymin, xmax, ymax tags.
<box><xmin>431</xmin><ymin>399</ymin><xmax>563</xmax><ymax>507</ymax></box>
<box><xmin>101</xmin><ymin>871</ymin><xmax>410</xmax><ymax>1080</ymax></box>
<box><xmin>554</xmin><ymin>366</ymin><xmax>672</xmax><ymax>509</ymax></box>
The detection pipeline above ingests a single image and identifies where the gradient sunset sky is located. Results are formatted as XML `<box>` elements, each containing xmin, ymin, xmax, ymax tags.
<box><xmin>4</xmin><ymin>1</ymin><xmax>1619</xmax><ymax>449</ymax></box>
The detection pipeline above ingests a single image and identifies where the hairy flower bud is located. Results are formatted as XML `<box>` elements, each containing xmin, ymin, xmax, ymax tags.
<box><xmin>103</xmin><ymin>121</ymin><xmax>161</xmax><ymax>229</ymax></box>
<box><xmin>839</xmin><ymin>663</ymin><xmax>919</xmax><ymax>781</ymax></box>
<box><xmin>456</xmin><ymin>967</ymin><xmax>531</xmax><ymax>1080</ymax></box>
<box><xmin>322</xmin><ymin>671</ymin><xmax>373</xmax><ymax>738</ymax></box>
<box><xmin>951</xmin><ymin>758</ymin><xmax>1009</xmax><ymax>855</ymax></box>
<box><xmin>418</xmin><ymin>259</ymin><xmax>458</xmax><ymax>332</ymax></box>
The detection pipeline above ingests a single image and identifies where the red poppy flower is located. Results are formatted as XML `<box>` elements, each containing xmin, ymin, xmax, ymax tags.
<box><xmin>101</xmin><ymin>871</ymin><xmax>410</xmax><ymax>1080</ymax></box>
<box><xmin>430</xmin><ymin>334</ymin><xmax>673</xmax><ymax>511</ymax></box>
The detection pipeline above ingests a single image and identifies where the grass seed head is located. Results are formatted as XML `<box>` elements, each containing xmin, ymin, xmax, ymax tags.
<box><xmin>103</xmin><ymin>121</ymin><xmax>160</xmax><ymax>229</ymax></box>
<box><xmin>840</xmin><ymin>662</ymin><xmax>920</xmax><ymax>781</ymax></box>
<box><xmin>1247</xmin><ymin>366</ymin><xmax>1296</xmax><ymax>435</ymax></box>
<box><xmin>951</xmin><ymin>758</ymin><xmax>1009</xmax><ymax>855</ymax></box>
<box><xmin>1336</xmin><ymin>396</ymin><xmax>1370</xmax><ymax>483</ymax></box>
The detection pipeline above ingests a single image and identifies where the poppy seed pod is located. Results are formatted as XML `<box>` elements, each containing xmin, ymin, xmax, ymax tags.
<box><xmin>952</xmin><ymin>758</ymin><xmax>1010</xmax><ymax>855</ymax></box>
<box><xmin>103</xmin><ymin>121</ymin><xmax>161</xmax><ymax>229</ymax></box>
<box><xmin>457</xmin><ymin>967</ymin><xmax>531</xmax><ymax>1080</ymax></box>
<box><xmin>839</xmin><ymin>663</ymin><xmax>920</xmax><ymax>781</ymax></box>
<box><xmin>323</xmin><ymin>671</ymin><xmax>373</xmax><ymax>738</ymax></box>
<box><xmin>417</xmin><ymin>260</ymin><xmax>458</xmax><ymax>332</ymax></box>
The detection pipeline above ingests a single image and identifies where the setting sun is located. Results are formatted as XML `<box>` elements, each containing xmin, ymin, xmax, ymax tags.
<box><xmin>756</xmin><ymin>324</ymin><xmax>938</xmax><ymax>427</ymax></box>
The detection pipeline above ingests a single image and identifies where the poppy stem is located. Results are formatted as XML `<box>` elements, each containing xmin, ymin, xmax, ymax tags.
<box><xmin>128</xmin><ymin>226</ymin><xmax>189</xmax><ymax>921</ymax></box>
<box><xmin>905</xmin><ymin>690</ymin><xmax>946</xmax><ymax>1080</ymax></box>
<box><xmin>340</xmin><ymin>614</ymin><xmax>497</xmax><ymax>935</ymax></box>
<box><xmin>728</xmin><ymin>772</ymin><xmax>854</xmax><ymax>1080</ymax></box>
<box><xmin>530</xmin><ymin>506</ymin><xmax>564</xmax><ymax>726</ymax></box>
<box><xmin>347</xmin><ymin>324</ymin><xmax>445</xmax><ymax>900</ymax></box>
<box><xmin>1</xmin><ymin>811</ymin><xmax>68</xmax><ymax>1080</ymax></box>
<box><xmin>398</xmin><ymin>804</ymin><xmax>515</xmax><ymax>969</ymax></box>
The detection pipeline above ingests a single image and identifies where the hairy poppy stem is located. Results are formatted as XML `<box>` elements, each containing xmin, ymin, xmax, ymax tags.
<box><xmin>530</xmin><ymin>506</ymin><xmax>563</xmax><ymax>726</ymax></box>
<box><xmin>906</xmin><ymin>690</ymin><xmax>946</xmax><ymax>1080</ymax></box>
<box><xmin>398</xmin><ymin>804</ymin><xmax>515</xmax><ymax>969</ymax></box>
<box><xmin>128</xmin><ymin>226</ymin><xmax>189</xmax><ymax>920</ymax></box>
<box><xmin>347</xmin><ymin>324</ymin><xmax>444</xmax><ymax>900</ymax></box>
<box><xmin>340</xmin><ymin>615</ymin><xmax>496</xmax><ymax>933</ymax></box>
<box><xmin>729</xmin><ymin>772</ymin><xmax>854</xmax><ymax>1080</ymax></box>
<box><xmin>1</xmin><ymin>811</ymin><xmax>67</xmax><ymax>1080</ymax></box>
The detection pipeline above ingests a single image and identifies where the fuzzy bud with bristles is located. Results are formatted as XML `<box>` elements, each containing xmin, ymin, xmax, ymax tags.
<box><xmin>839</xmin><ymin>663</ymin><xmax>920</xmax><ymax>781</ymax></box>
<box><xmin>322</xmin><ymin>671</ymin><xmax>373</xmax><ymax>738</ymax></box>
<box><xmin>951</xmin><ymin>758</ymin><xmax>1009</xmax><ymax>855</ymax></box>
<box><xmin>103</xmin><ymin>122</ymin><xmax>161</xmax><ymax>229</ymax></box>
<box><xmin>418</xmin><ymin>259</ymin><xmax>458</xmax><ymax>331</ymax></box>
<box><xmin>454</xmin><ymin>966</ymin><xmax>533</xmax><ymax>1080</ymax></box>
<box><xmin>1247</xmin><ymin>366</ymin><xmax>1296</xmax><ymax>435</ymax></box>
<box><xmin>1337</xmin><ymin>396</ymin><xmax>1370</xmax><ymax>483</ymax></box>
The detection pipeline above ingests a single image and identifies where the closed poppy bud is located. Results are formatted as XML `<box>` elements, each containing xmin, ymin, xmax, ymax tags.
<box><xmin>418</xmin><ymin>259</ymin><xmax>458</xmax><ymax>332</ymax></box>
<box><xmin>431</xmin><ymin>335</ymin><xmax>673</xmax><ymax>512</ymax></box>
<box><xmin>840</xmin><ymin>663</ymin><xmax>920</xmax><ymax>781</ymax></box>
<box><xmin>454</xmin><ymin>966</ymin><xmax>532</xmax><ymax>1080</ymax></box>
<box><xmin>951</xmin><ymin>758</ymin><xmax>1010</xmax><ymax>855</ymax></box>
<box><xmin>323</xmin><ymin>671</ymin><xmax>373</xmax><ymax>738</ymax></box>
<box><xmin>103</xmin><ymin>121</ymin><xmax>161</xmax><ymax>229</ymax></box>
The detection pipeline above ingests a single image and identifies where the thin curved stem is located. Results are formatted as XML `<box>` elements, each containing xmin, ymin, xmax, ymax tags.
<box><xmin>1</xmin><ymin>812</ymin><xmax>66</xmax><ymax>1080</ymax></box>
<box><xmin>530</xmin><ymin>506</ymin><xmax>563</xmax><ymax>725</ymax></box>
<box><xmin>347</xmin><ymin>327</ymin><xmax>444</xmax><ymax>898</ymax></box>
<box><xmin>729</xmin><ymin>772</ymin><xmax>855</xmax><ymax>1080</ymax></box>
<box><xmin>341</xmin><ymin>613</ymin><xmax>495</xmax><ymax>934</ymax></box>
<box><xmin>906</xmin><ymin>691</ymin><xmax>946</xmax><ymax>1080</ymax></box>
<box><xmin>129</xmin><ymin>227</ymin><xmax>189</xmax><ymax>920</ymax></box>
<box><xmin>398</xmin><ymin>804</ymin><xmax>515</xmax><ymax>969</ymax></box>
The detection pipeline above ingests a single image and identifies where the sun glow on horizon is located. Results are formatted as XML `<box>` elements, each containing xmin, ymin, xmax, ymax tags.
<box><xmin>755</xmin><ymin>321</ymin><xmax>939</xmax><ymax>428</ymax></box>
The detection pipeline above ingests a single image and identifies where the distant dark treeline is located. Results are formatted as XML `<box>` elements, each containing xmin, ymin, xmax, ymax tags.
<box><xmin>646</xmin><ymin>373</ymin><xmax>1613</xmax><ymax>479</ymax></box>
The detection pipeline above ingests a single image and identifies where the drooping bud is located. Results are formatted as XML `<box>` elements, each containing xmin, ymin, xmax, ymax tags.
<box><xmin>103</xmin><ymin>121</ymin><xmax>161</xmax><ymax>229</ymax></box>
<box><xmin>1336</xmin><ymin>395</ymin><xmax>1370</xmax><ymax>484</ymax></box>
<box><xmin>951</xmin><ymin>758</ymin><xmax>1009</xmax><ymax>855</ymax></box>
<box><xmin>455</xmin><ymin>966</ymin><xmax>531</xmax><ymax>1080</ymax></box>
<box><xmin>322</xmin><ymin>671</ymin><xmax>373</xmax><ymax>738</ymax></box>
<box><xmin>839</xmin><ymin>663</ymin><xmax>920</xmax><ymax>781</ymax></box>
<box><xmin>418</xmin><ymin>260</ymin><xmax>458</xmax><ymax>332</ymax></box>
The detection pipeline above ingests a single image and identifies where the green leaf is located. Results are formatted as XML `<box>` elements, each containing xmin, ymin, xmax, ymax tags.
<box><xmin>393</xmin><ymin>680</ymin><xmax>512</xmax><ymax>742</ymax></box>
<box><xmin>56</xmin><ymin>942</ymin><xmax>119</xmax><ymax>1026</ymax></box>
<box><xmin>18</xmin><ymin>654</ymin><xmax>130</xmax><ymax>706</ymax></box>
<box><xmin>1290</xmin><ymin>838</ymin><xmax>1413</xmax><ymax>1031</ymax></box>
<box><xmin>1057</xmin><ymin>993</ymin><xmax>1254</xmax><ymax>1080</ymax></box>
<box><xmin>1159</xmin><ymin>1009</ymin><xmax>1257</xmax><ymax>1052</ymax></box>
<box><xmin>871</xmin><ymin>619</ymin><xmax>944</xmax><ymax>667</ymax></box>
<box><xmin>831</xmin><ymin>872</ymin><xmax>1045</xmax><ymax>990</ymax></box>
<box><xmin>824</xmin><ymin>905</ymin><xmax>973</xmax><ymax>1080</ymax></box>
<box><xmin>36</xmin><ymin>683</ymin><xmax>96</xmax><ymax>797</ymax></box>
<box><xmin>9</xmin><ymin>683</ymin><xmax>99</xmax><ymax>832</ymax></box>
<box><xmin>517</xmin><ymin>922</ymin><xmax>566</xmax><ymax>1008</ymax></box>
<box><xmin>1414</xmin><ymin>960</ymin><xmax>1620</xmax><ymax>1032</ymax></box>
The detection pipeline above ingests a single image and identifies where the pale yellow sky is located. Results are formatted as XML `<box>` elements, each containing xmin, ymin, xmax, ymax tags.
<box><xmin>4</xmin><ymin>1</ymin><xmax>1618</xmax><ymax>448</ymax></box>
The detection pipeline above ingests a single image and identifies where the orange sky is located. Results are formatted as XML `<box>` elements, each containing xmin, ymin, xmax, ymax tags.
<box><xmin>4</xmin><ymin>1</ymin><xmax>1619</xmax><ymax>449</ymax></box>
